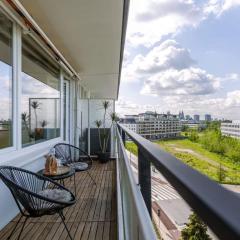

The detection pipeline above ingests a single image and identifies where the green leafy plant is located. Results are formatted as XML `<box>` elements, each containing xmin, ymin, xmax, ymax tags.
<box><xmin>21</xmin><ymin>112</ymin><xmax>34</xmax><ymax>139</ymax></box>
<box><xmin>31</xmin><ymin>101</ymin><xmax>41</xmax><ymax>128</ymax></box>
<box><xmin>94</xmin><ymin>101</ymin><xmax>118</xmax><ymax>153</ymax></box>
<box><xmin>181</xmin><ymin>213</ymin><xmax>211</xmax><ymax>240</ymax></box>
<box><xmin>41</xmin><ymin>120</ymin><xmax>48</xmax><ymax>128</ymax></box>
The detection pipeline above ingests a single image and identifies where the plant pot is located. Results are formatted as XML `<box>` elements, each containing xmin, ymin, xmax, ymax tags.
<box><xmin>97</xmin><ymin>152</ymin><xmax>110</xmax><ymax>163</ymax></box>
<box><xmin>35</xmin><ymin>128</ymin><xmax>44</xmax><ymax>140</ymax></box>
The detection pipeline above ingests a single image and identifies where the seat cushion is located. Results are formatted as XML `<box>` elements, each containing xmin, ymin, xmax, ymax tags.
<box><xmin>38</xmin><ymin>189</ymin><xmax>72</xmax><ymax>202</ymax></box>
<box><xmin>68</xmin><ymin>162</ymin><xmax>88</xmax><ymax>171</ymax></box>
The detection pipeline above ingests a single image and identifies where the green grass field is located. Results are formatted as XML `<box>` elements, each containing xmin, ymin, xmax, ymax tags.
<box><xmin>0</xmin><ymin>130</ymin><xmax>11</xmax><ymax>149</ymax></box>
<box><xmin>126</xmin><ymin>139</ymin><xmax>240</xmax><ymax>184</ymax></box>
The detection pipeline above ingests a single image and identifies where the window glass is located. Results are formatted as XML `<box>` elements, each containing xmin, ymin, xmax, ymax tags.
<box><xmin>22</xmin><ymin>34</ymin><xmax>60</xmax><ymax>147</ymax></box>
<box><xmin>0</xmin><ymin>12</ymin><xmax>13</xmax><ymax>149</ymax></box>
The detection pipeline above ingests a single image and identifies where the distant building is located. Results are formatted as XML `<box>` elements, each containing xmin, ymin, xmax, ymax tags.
<box><xmin>221</xmin><ymin>121</ymin><xmax>240</xmax><ymax>139</ymax></box>
<box><xmin>185</xmin><ymin>115</ymin><xmax>192</xmax><ymax>120</ymax></box>
<box><xmin>120</xmin><ymin>117</ymin><xmax>138</xmax><ymax>133</ymax></box>
<box><xmin>194</xmin><ymin>115</ymin><xmax>200</xmax><ymax>122</ymax></box>
<box><xmin>179</xmin><ymin>110</ymin><xmax>185</xmax><ymax>120</ymax></box>
<box><xmin>180</xmin><ymin>120</ymin><xmax>200</xmax><ymax>130</ymax></box>
<box><xmin>121</xmin><ymin>111</ymin><xmax>181</xmax><ymax>140</ymax></box>
<box><xmin>205</xmin><ymin>114</ymin><xmax>211</xmax><ymax>121</ymax></box>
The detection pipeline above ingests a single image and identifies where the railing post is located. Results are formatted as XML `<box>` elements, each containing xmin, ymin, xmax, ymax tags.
<box><xmin>138</xmin><ymin>147</ymin><xmax>152</xmax><ymax>218</ymax></box>
<box><xmin>122</xmin><ymin>130</ymin><xmax>126</xmax><ymax>147</ymax></box>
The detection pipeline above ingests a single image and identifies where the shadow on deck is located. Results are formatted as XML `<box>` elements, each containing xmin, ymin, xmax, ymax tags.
<box><xmin>0</xmin><ymin>160</ymin><xmax>117</xmax><ymax>240</ymax></box>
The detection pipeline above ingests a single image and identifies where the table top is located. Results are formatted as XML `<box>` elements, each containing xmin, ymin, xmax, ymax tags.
<box><xmin>37</xmin><ymin>167</ymin><xmax>75</xmax><ymax>180</ymax></box>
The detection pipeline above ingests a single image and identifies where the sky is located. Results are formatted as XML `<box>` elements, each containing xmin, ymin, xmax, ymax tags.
<box><xmin>116</xmin><ymin>0</ymin><xmax>240</xmax><ymax>120</ymax></box>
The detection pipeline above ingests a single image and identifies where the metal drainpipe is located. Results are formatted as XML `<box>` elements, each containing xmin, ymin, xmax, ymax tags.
<box><xmin>87</xmin><ymin>91</ymin><xmax>91</xmax><ymax>155</ymax></box>
<box><xmin>74</xmin><ymin>80</ymin><xmax>78</xmax><ymax>146</ymax></box>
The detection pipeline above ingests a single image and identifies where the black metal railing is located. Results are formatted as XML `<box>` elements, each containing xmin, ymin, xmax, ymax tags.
<box><xmin>117</xmin><ymin>123</ymin><xmax>240</xmax><ymax>240</ymax></box>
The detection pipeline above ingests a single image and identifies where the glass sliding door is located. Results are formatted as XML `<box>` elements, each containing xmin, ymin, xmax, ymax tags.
<box><xmin>0</xmin><ymin>12</ymin><xmax>13</xmax><ymax>150</ymax></box>
<box><xmin>63</xmin><ymin>79</ymin><xmax>70</xmax><ymax>142</ymax></box>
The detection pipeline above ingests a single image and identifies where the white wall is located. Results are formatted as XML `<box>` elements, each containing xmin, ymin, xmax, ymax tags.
<box><xmin>89</xmin><ymin>100</ymin><xmax>114</xmax><ymax>128</ymax></box>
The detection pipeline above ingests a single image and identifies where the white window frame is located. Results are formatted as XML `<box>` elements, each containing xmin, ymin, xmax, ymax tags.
<box><xmin>0</xmin><ymin>10</ymin><xmax>16</xmax><ymax>155</ymax></box>
<box><xmin>0</xmin><ymin>8</ymin><xmax>68</xmax><ymax>164</ymax></box>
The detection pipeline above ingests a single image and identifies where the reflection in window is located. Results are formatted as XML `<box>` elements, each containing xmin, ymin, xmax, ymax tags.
<box><xmin>22</xmin><ymin>34</ymin><xmax>60</xmax><ymax>147</ymax></box>
<box><xmin>0</xmin><ymin>12</ymin><xmax>13</xmax><ymax>149</ymax></box>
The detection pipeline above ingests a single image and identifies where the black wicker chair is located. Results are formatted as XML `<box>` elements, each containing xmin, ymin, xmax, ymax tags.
<box><xmin>0</xmin><ymin>166</ymin><xmax>76</xmax><ymax>240</ymax></box>
<box><xmin>54</xmin><ymin>143</ymin><xmax>96</xmax><ymax>185</ymax></box>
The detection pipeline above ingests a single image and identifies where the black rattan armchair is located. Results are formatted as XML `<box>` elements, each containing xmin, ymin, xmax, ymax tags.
<box><xmin>0</xmin><ymin>166</ymin><xmax>76</xmax><ymax>240</ymax></box>
<box><xmin>54</xmin><ymin>143</ymin><xmax>96</xmax><ymax>185</ymax></box>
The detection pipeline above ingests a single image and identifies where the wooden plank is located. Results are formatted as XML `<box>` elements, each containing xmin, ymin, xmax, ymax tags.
<box><xmin>103</xmin><ymin>222</ymin><xmax>110</xmax><ymax>240</ymax></box>
<box><xmin>95</xmin><ymin>222</ymin><xmax>104</xmax><ymax>240</ymax></box>
<box><xmin>87</xmin><ymin>222</ymin><xmax>98</xmax><ymax>240</ymax></box>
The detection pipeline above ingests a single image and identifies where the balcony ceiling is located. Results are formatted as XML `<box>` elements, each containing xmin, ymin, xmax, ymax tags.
<box><xmin>19</xmin><ymin>0</ymin><xmax>126</xmax><ymax>99</ymax></box>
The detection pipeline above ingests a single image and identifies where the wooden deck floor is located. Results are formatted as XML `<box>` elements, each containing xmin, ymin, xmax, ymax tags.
<box><xmin>0</xmin><ymin>160</ymin><xmax>117</xmax><ymax>240</ymax></box>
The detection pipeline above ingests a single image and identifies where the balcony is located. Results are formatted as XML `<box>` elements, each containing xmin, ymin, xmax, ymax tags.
<box><xmin>0</xmin><ymin>1</ymin><xmax>240</xmax><ymax>239</ymax></box>
<box><xmin>0</xmin><ymin>161</ymin><xmax>117</xmax><ymax>240</ymax></box>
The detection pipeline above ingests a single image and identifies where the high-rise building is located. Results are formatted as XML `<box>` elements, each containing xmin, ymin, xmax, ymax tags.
<box><xmin>205</xmin><ymin>114</ymin><xmax>211</xmax><ymax>121</ymax></box>
<box><xmin>194</xmin><ymin>114</ymin><xmax>200</xmax><ymax>122</ymax></box>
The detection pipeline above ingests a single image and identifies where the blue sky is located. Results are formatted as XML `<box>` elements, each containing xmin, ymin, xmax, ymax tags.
<box><xmin>116</xmin><ymin>0</ymin><xmax>240</xmax><ymax>120</ymax></box>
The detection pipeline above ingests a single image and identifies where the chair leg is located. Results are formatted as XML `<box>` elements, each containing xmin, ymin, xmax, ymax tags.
<box><xmin>7</xmin><ymin>215</ymin><xmax>23</xmax><ymax>240</ymax></box>
<box><xmin>59</xmin><ymin>212</ymin><xmax>73</xmax><ymax>240</ymax></box>
<box><xmin>86</xmin><ymin>171</ymin><xmax>97</xmax><ymax>185</ymax></box>
<box><xmin>17</xmin><ymin>217</ymin><xmax>28</xmax><ymax>240</ymax></box>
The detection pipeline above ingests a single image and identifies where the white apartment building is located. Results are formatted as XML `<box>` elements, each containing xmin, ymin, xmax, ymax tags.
<box><xmin>122</xmin><ymin>123</ymin><xmax>138</xmax><ymax>133</ymax></box>
<box><xmin>121</xmin><ymin>112</ymin><xmax>181</xmax><ymax>140</ymax></box>
<box><xmin>221</xmin><ymin>121</ymin><xmax>240</xmax><ymax>139</ymax></box>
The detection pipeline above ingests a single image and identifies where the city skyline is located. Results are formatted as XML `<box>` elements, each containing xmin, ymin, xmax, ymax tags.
<box><xmin>116</xmin><ymin>0</ymin><xmax>240</xmax><ymax>120</ymax></box>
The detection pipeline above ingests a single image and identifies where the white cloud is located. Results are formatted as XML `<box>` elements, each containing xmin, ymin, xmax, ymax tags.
<box><xmin>225</xmin><ymin>90</ymin><xmax>240</xmax><ymax>107</ymax></box>
<box><xmin>204</xmin><ymin>0</ymin><xmax>240</xmax><ymax>16</ymax></box>
<box><xmin>126</xmin><ymin>0</ymin><xmax>240</xmax><ymax>48</ymax></box>
<box><xmin>22</xmin><ymin>74</ymin><xmax>58</xmax><ymax>96</ymax></box>
<box><xmin>141</xmin><ymin>67</ymin><xmax>220</xmax><ymax>96</ymax></box>
<box><xmin>137</xmin><ymin>40</ymin><xmax>195</xmax><ymax>73</ymax></box>
<box><xmin>122</xmin><ymin>40</ymin><xmax>220</xmax><ymax>96</ymax></box>
<box><xmin>127</xmin><ymin>0</ymin><xmax>204</xmax><ymax>47</ymax></box>
<box><xmin>122</xmin><ymin>39</ymin><xmax>195</xmax><ymax>83</ymax></box>
<box><xmin>0</xmin><ymin>97</ymin><xmax>11</xmax><ymax>120</ymax></box>
<box><xmin>219</xmin><ymin>73</ymin><xmax>240</xmax><ymax>82</ymax></box>
<box><xmin>116</xmin><ymin>97</ymin><xmax>157</xmax><ymax>116</ymax></box>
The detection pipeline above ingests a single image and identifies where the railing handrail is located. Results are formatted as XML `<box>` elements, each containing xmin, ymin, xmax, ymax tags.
<box><xmin>118</xmin><ymin>123</ymin><xmax>240</xmax><ymax>240</ymax></box>
<box><xmin>116</xmin><ymin>128</ymin><xmax>157</xmax><ymax>240</ymax></box>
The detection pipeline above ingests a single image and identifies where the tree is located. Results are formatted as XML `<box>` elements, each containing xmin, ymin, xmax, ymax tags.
<box><xmin>31</xmin><ymin>101</ymin><xmax>41</xmax><ymax>129</ymax></box>
<box><xmin>94</xmin><ymin>101</ymin><xmax>119</xmax><ymax>153</ymax></box>
<box><xmin>181</xmin><ymin>213</ymin><xmax>212</xmax><ymax>240</ymax></box>
<box><xmin>189</xmin><ymin>130</ymin><xmax>199</xmax><ymax>142</ymax></box>
<box><xmin>182</xmin><ymin>125</ymin><xmax>189</xmax><ymax>132</ymax></box>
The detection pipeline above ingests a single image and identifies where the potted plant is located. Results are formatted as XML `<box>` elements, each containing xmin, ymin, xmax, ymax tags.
<box><xmin>94</xmin><ymin>101</ymin><xmax>118</xmax><ymax>163</ymax></box>
<box><xmin>31</xmin><ymin>101</ymin><xmax>42</xmax><ymax>139</ymax></box>
<box><xmin>22</xmin><ymin>112</ymin><xmax>35</xmax><ymax>142</ymax></box>
<box><xmin>38</xmin><ymin>120</ymin><xmax>47</xmax><ymax>139</ymax></box>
